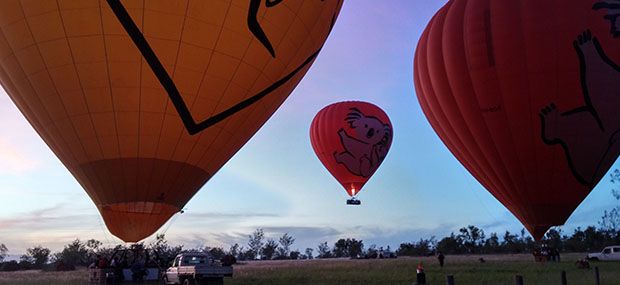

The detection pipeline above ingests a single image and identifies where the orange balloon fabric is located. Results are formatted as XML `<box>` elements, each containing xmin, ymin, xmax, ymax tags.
<box><xmin>0</xmin><ymin>0</ymin><xmax>343</xmax><ymax>242</ymax></box>
<box><xmin>310</xmin><ymin>101</ymin><xmax>392</xmax><ymax>197</ymax></box>
<box><xmin>414</xmin><ymin>0</ymin><xmax>620</xmax><ymax>240</ymax></box>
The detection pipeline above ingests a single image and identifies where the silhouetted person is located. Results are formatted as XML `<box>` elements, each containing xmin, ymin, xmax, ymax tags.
<box><xmin>437</xmin><ymin>252</ymin><xmax>445</xmax><ymax>267</ymax></box>
<box><xmin>416</xmin><ymin>262</ymin><xmax>426</xmax><ymax>284</ymax></box>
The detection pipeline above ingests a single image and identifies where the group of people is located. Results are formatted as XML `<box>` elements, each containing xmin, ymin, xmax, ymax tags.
<box><xmin>532</xmin><ymin>244</ymin><xmax>561</xmax><ymax>262</ymax></box>
<box><xmin>89</xmin><ymin>254</ymin><xmax>149</xmax><ymax>282</ymax></box>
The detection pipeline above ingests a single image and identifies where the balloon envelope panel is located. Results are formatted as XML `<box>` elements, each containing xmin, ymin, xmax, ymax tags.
<box><xmin>0</xmin><ymin>0</ymin><xmax>343</xmax><ymax>242</ymax></box>
<box><xmin>414</xmin><ymin>0</ymin><xmax>620</xmax><ymax>240</ymax></box>
<box><xmin>310</xmin><ymin>101</ymin><xmax>393</xmax><ymax>197</ymax></box>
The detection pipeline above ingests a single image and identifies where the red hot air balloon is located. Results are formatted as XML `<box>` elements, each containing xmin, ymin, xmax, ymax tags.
<box><xmin>0</xmin><ymin>0</ymin><xmax>343</xmax><ymax>242</ymax></box>
<box><xmin>414</xmin><ymin>0</ymin><xmax>620</xmax><ymax>240</ymax></box>
<box><xmin>310</xmin><ymin>101</ymin><xmax>393</xmax><ymax>205</ymax></box>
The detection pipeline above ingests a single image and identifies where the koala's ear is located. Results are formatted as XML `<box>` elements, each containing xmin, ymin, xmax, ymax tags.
<box><xmin>345</xmin><ymin>108</ymin><xmax>363</xmax><ymax>128</ymax></box>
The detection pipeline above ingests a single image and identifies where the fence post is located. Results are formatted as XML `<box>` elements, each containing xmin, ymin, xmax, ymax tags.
<box><xmin>515</xmin><ymin>275</ymin><xmax>524</xmax><ymax>285</ymax></box>
<box><xmin>446</xmin><ymin>275</ymin><xmax>455</xmax><ymax>285</ymax></box>
<box><xmin>595</xmin><ymin>266</ymin><xmax>600</xmax><ymax>285</ymax></box>
<box><xmin>561</xmin><ymin>270</ymin><xmax>567</xmax><ymax>285</ymax></box>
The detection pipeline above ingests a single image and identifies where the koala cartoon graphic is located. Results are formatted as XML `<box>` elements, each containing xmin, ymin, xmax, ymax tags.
<box><xmin>540</xmin><ymin>2</ymin><xmax>620</xmax><ymax>187</ymax></box>
<box><xmin>334</xmin><ymin>108</ymin><xmax>392</xmax><ymax>177</ymax></box>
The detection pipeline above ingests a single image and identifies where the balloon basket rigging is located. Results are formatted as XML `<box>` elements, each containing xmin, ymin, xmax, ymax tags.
<box><xmin>346</xmin><ymin>197</ymin><xmax>361</xmax><ymax>205</ymax></box>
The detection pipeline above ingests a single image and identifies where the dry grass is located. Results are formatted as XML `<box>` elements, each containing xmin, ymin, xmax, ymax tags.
<box><xmin>1</xmin><ymin>253</ymin><xmax>619</xmax><ymax>285</ymax></box>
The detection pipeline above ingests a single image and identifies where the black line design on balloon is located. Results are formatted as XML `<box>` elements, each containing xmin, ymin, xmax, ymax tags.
<box><xmin>539</xmin><ymin>29</ymin><xmax>620</xmax><ymax>188</ymax></box>
<box><xmin>248</xmin><ymin>0</ymin><xmax>326</xmax><ymax>58</ymax></box>
<box><xmin>334</xmin><ymin>108</ymin><xmax>392</xmax><ymax>178</ymax></box>
<box><xmin>107</xmin><ymin>0</ymin><xmax>337</xmax><ymax>135</ymax></box>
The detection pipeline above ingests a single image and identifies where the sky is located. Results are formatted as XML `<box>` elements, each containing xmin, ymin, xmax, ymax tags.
<box><xmin>1</xmin><ymin>0</ymin><xmax>619</xmax><ymax>256</ymax></box>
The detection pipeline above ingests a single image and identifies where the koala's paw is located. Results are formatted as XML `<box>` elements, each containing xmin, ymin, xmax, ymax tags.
<box><xmin>574</xmin><ymin>30</ymin><xmax>596</xmax><ymax>52</ymax></box>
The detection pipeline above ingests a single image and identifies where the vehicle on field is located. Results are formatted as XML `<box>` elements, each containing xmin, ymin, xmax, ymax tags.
<box><xmin>163</xmin><ymin>252</ymin><xmax>233</xmax><ymax>285</ymax></box>
<box><xmin>587</xmin><ymin>246</ymin><xmax>620</xmax><ymax>261</ymax></box>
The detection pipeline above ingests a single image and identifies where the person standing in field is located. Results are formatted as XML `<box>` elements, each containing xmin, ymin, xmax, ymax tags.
<box><xmin>437</xmin><ymin>252</ymin><xmax>445</xmax><ymax>267</ymax></box>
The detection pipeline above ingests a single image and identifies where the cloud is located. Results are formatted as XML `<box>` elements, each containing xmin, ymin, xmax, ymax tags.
<box><xmin>0</xmin><ymin>203</ymin><xmax>98</xmax><ymax>230</ymax></box>
<box><xmin>182</xmin><ymin>211</ymin><xmax>281</xmax><ymax>220</ymax></box>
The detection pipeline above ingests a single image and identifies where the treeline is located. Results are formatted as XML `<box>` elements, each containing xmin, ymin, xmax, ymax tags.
<box><xmin>1</xmin><ymin>225</ymin><xmax>619</xmax><ymax>272</ymax></box>
<box><xmin>397</xmin><ymin>225</ymin><xmax>620</xmax><ymax>256</ymax></box>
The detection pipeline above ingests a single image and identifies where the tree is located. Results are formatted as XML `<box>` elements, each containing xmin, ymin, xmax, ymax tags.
<box><xmin>0</xmin><ymin>244</ymin><xmax>7</xmax><ymax>262</ymax></box>
<box><xmin>333</xmin><ymin>239</ymin><xmax>348</xmax><ymax>258</ymax></box>
<box><xmin>305</xmin><ymin>248</ymin><xmax>314</xmax><ymax>259</ymax></box>
<box><xmin>149</xmin><ymin>234</ymin><xmax>183</xmax><ymax>267</ymax></box>
<box><xmin>317</xmin><ymin>242</ymin><xmax>332</xmax><ymax>258</ymax></box>
<box><xmin>207</xmin><ymin>247</ymin><xmax>226</xmax><ymax>260</ymax></box>
<box><xmin>289</xmin><ymin>250</ymin><xmax>301</xmax><ymax>260</ymax></box>
<box><xmin>437</xmin><ymin>233</ymin><xmax>464</xmax><ymax>254</ymax></box>
<box><xmin>261</xmin><ymin>239</ymin><xmax>278</xmax><ymax>260</ymax></box>
<box><xmin>458</xmin><ymin>225</ymin><xmax>485</xmax><ymax>253</ymax></box>
<box><xmin>333</xmin><ymin>238</ymin><xmax>363</xmax><ymax>258</ymax></box>
<box><xmin>228</xmin><ymin>244</ymin><xmax>240</xmax><ymax>258</ymax></box>
<box><xmin>22</xmin><ymin>246</ymin><xmax>51</xmax><ymax>268</ymax></box>
<box><xmin>348</xmin><ymin>239</ymin><xmax>364</xmax><ymax>258</ymax></box>
<box><xmin>600</xmin><ymin>169</ymin><xmax>620</xmax><ymax>232</ymax></box>
<box><xmin>247</xmin><ymin>228</ymin><xmax>265</xmax><ymax>260</ymax></box>
<box><xmin>397</xmin><ymin>238</ymin><xmax>435</xmax><ymax>256</ymax></box>
<box><xmin>55</xmin><ymin>239</ymin><xmax>90</xmax><ymax>266</ymax></box>
<box><xmin>277</xmin><ymin>233</ymin><xmax>295</xmax><ymax>259</ymax></box>
<box><xmin>483</xmin><ymin>232</ymin><xmax>500</xmax><ymax>253</ymax></box>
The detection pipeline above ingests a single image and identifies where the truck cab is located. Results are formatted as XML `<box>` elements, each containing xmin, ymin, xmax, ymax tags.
<box><xmin>587</xmin><ymin>246</ymin><xmax>620</xmax><ymax>261</ymax></box>
<box><xmin>164</xmin><ymin>252</ymin><xmax>233</xmax><ymax>285</ymax></box>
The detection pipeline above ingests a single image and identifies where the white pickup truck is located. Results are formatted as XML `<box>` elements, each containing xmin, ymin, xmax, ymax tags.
<box><xmin>163</xmin><ymin>252</ymin><xmax>233</xmax><ymax>285</ymax></box>
<box><xmin>587</xmin><ymin>246</ymin><xmax>620</xmax><ymax>261</ymax></box>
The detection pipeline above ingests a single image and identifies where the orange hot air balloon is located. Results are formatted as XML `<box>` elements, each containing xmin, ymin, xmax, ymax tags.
<box><xmin>310</xmin><ymin>101</ymin><xmax>392</xmax><ymax>204</ymax></box>
<box><xmin>414</xmin><ymin>0</ymin><xmax>620</xmax><ymax>240</ymax></box>
<box><xmin>0</xmin><ymin>0</ymin><xmax>343</xmax><ymax>242</ymax></box>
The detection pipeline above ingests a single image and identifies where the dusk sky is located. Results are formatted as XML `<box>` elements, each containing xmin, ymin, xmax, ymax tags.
<box><xmin>1</xmin><ymin>0</ymin><xmax>618</xmax><ymax>256</ymax></box>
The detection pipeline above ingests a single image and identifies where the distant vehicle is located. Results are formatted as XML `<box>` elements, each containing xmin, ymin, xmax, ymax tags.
<box><xmin>587</xmin><ymin>246</ymin><xmax>620</xmax><ymax>261</ymax></box>
<box><xmin>163</xmin><ymin>252</ymin><xmax>233</xmax><ymax>285</ymax></box>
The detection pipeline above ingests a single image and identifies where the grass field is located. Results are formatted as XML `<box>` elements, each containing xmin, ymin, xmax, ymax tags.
<box><xmin>1</xmin><ymin>253</ymin><xmax>618</xmax><ymax>285</ymax></box>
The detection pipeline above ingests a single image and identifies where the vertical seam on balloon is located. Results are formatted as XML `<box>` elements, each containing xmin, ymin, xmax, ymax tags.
<box><xmin>137</xmin><ymin>0</ymin><xmax>145</xmax><ymax>213</ymax></box>
<box><xmin>184</xmin><ymin>3</ymin><xmax>233</xmax><ymax>131</ymax></box>
<box><xmin>482</xmin><ymin>1</ymin><xmax>531</xmax><ymax>223</ymax></box>
<box><xmin>483</xmin><ymin>10</ymin><xmax>495</xmax><ymax>67</ymax></box>
<box><xmin>448</xmin><ymin>0</ymin><xmax>513</xmax><ymax>209</ymax></box>
<box><xmin>144</xmin><ymin>0</ymin><xmax>191</xmax><ymax>215</ymax></box>
<box><xmin>169</xmin><ymin>0</ymin><xmax>234</xmax><ymax>178</ymax></box>
<box><xmin>518</xmin><ymin>0</ymin><xmax>538</xmax><ymax>211</ymax></box>
<box><xmin>492</xmin><ymin>1</ymin><xmax>532</xmax><ymax>221</ymax></box>
<box><xmin>19</xmin><ymin>7</ymin><xmax>87</xmax><ymax>162</ymax></box>
<box><xmin>16</xmin><ymin>2</ymin><xmax>99</xmax><ymax>205</ymax></box>
<box><xmin>433</xmin><ymin>2</ymin><xmax>499</xmax><ymax>200</ymax></box>
<box><xmin>54</xmin><ymin>0</ymin><xmax>109</xmax><ymax>206</ymax></box>
<box><xmin>179</xmin><ymin>1</ymin><xmax>238</xmax><ymax>182</ymax></box>
<box><xmin>193</xmin><ymin>5</ymin><xmax>263</xmax><ymax>173</ymax></box>
<box><xmin>456</xmin><ymin>0</ymin><xmax>515</xmax><ymax>207</ymax></box>
<box><xmin>469</xmin><ymin>0</ymin><xmax>525</xmax><ymax>219</ymax></box>
<box><xmin>457</xmin><ymin>2</ymin><xmax>510</xmax><ymax>206</ymax></box>
<box><xmin>166</xmin><ymin>0</ymin><xmax>202</xmax><ymax>210</ymax></box>
<box><xmin>98</xmin><ymin>0</ymin><xmax>124</xmax><ymax>205</ymax></box>
<box><xmin>192</xmin><ymin>1</ymin><xmax>240</xmax><ymax>174</ymax></box>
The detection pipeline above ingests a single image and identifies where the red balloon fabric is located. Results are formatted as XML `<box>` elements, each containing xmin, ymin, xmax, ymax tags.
<box><xmin>414</xmin><ymin>0</ymin><xmax>620</xmax><ymax>240</ymax></box>
<box><xmin>310</xmin><ymin>101</ymin><xmax>393</xmax><ymax>197</ymax></box>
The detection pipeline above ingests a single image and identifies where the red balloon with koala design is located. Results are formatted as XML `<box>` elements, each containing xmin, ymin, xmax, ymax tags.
<box><xmin>414</xmin><ymin>0</ymin><xmax>620</xmax><ymax>240</ymax></box>
<box><xmin>310</xmin><ymin>101</ymin><xmax>393</xmax><ymax>205</ymax></box>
